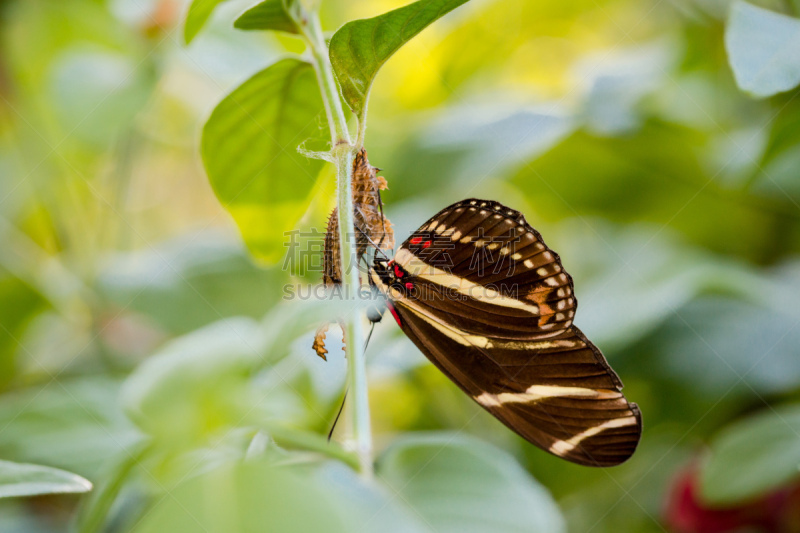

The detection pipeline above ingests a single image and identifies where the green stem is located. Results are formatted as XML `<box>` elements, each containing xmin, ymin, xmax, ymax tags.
<box><xmin>302</xmin><ymin>11</ymin><xmax>350</xmax><ymax>145</ymax></box>
<box><xmin>298</xmin><ymin>8</ymin><xmax>373</xmax><ymax>476</ymax></box>
<box><xmin>335</xmin><ymin>145</ymin><xmax>373</xmax><ymax>477</ymax></box>
<box><xmin>356</xmin><ymin>108</ymin><xmax>368</xmax><ymax>149</ymax></box>
<box><xmin>73</xmin><ymin>441</ymin><xmax>151</xmax><ymax>533</ymax></box>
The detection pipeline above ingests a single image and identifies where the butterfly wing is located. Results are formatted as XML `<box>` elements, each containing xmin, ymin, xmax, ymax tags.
<box><xmin>373</xmin><ymin>199</ymin><xmax>641</xmax><ymax>466</ymax></box>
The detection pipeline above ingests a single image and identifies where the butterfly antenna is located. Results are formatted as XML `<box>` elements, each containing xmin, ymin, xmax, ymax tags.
<box><xmin>354</xmin><ymin>224</ymin><xmax>390</xmax><ymax>261</ymax></box>
<box><xmin>328</xmin><ymin>322</ymin><xmax>377</xmax><ymax>442</ymax></box>
<box><xmin>364</xmin><ymin>320</ymin><xmax>376</xmax><ymax>350</ymax></box>
<box><xmin>327</xmin><ymin>388</ymin><xmax>348</xmax><ymax>442</ymax></box>
<box><xmin>377</xmin><ymin>189</ymin><xmax>387</xmax><ymax>250</ymax></box>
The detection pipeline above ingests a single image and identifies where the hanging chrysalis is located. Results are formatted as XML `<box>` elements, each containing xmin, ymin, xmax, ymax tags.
<box><xmin>313</xmin><ymin>148</ymin><xmax>394</xmax><ymax>359</ymax></box>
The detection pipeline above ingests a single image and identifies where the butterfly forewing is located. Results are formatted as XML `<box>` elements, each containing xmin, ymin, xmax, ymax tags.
<box><xmin>397</xmin><ymin>199</ymin><xmax>576</xmax><ymax>335</ymax></box>
<box><xmin>373</xmin><ymin>198</ymin><xmax>641</xmax><ymax>466</ymax></box>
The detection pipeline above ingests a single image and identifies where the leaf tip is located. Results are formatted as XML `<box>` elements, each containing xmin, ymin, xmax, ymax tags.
<box><xmin>183</xmin><ymin>14</ymin><xmax>201</xmax><ymax>44</ymax></box>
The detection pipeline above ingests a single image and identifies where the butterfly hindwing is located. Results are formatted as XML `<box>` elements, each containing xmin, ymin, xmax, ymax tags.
<box><xmin>372</xmin><ymin>198</ymin><xmax>641</xmax><ymax>466</ymax></box>
<box><xmin>393</xmin><ymin>302</ymin><xmax>640</xmax><ymax>466</ymax></box>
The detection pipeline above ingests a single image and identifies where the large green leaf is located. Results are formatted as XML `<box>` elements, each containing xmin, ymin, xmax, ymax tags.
<box><xmin>133</xmin><ymin>461</ymin><xmax>352</xmax><ymax>533</ymax></box>
<box><xmin>376</xmin><ymin>433</ymin><xmax>565</xmax><ymax>533</ymax></box>
<box><xmin>136</xmin><ymin>457</ymin><xmax>520</xmax><ymax>533</ymax></box>
<box><xmin>329</xmin><ymin>0</ymin><xmax>472</xmax><ymax>120</ymax></box>
<box><xmin>234</xmin><ymin>0</ymin><xmax>299</xmax><ymax>33</ymax></box>
<box><xmin>121</xmin><ymin>318</ymin><xmax>268</xmax><ymax>447</ymax></box>
<box><xmin>184</xmin><ymin>0</ymin><xmax>229</xmax><ymax>44</ymax></box>
<box><xmin>201</xmin><ymin>58</ymin><xmax>327</xmax><ymax>263</ymax></box>
<box><xmin>120</xmin><ymin>296</ymin><xmax>370</xmax><ymax>449</ymax></box>
<box><xmin>0</xmin><ymin>378</ymin><xmax>139</xmax><ymax>479</ymax></box>
<box><xmin>700</xmin><ymin>404</ymin><xmax>800</xmax><ymax>505</ymax></box>
<box><xmin>0</xmin><ymin>460</ymin><xmax>92</xmax><ymax>499</ymax></box>
<box><xmin>410</xmin><ymin>103</ymin><xmax>575</xmax><ymax>188</ymax></box>
<box><xmin>315</xmin><ymin>463</ymin><xmax>429</xmax><ymax>532</ymax></box>
<box><xmin>559</xmin><ymin>223</ymin><xmax>759</xmax><ymax>353</ymax></box>
<box><xmin>644</xmin><ymin>260</ymin><xmax>800</xmax><ymax>397</ymax></box>
<box><xmin>725</xmin><ymin>1</ymin><xmax>800</xmax><ymax>97</ymax></box>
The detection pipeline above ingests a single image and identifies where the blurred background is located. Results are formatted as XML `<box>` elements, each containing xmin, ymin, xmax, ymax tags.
<box><xmin>1</xmin><ymin>0</ymin><xmax>800</xmax><ymax>531</ymax></box>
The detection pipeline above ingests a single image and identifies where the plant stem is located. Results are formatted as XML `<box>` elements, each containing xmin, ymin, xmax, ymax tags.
<box><xmin>73</xmin><ymin>441</ymin><xmax>151</xmax><ymax>533</ymax></box>
<box><xmin>299</xmin><ymin>8</ymin><xmax>373</xmax><ymax>477</ymax></box>
<box><xmin>356</xmin><ymin>107</ymin><xmax>368</xmax><ymax>149</ymax></box>
<box><xmin>335</xmin><ymin>145</ymin><xmax>373</xmax><ymax>477</ymax></box>
<box><xmin>303</xmin><ymin>11</ymin><xmax>350</xmax><ymax>145</ymax></box>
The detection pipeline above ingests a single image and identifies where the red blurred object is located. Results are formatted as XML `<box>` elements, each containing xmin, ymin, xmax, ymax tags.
<box><xmin>665</xmin><ymin>466</ymin><xmax>800</xmax><ymax>533</ymax></box>
<box><xmin>142</xmin><ymin>0</ymin><xmax>180</xmax><ymax>37</ymax></box>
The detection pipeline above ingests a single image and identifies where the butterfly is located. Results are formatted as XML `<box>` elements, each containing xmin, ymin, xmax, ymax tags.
<box><xmin>367</xmin><ymin>198</ymin><xmax>641</xmax><ymax>467</ymax></box>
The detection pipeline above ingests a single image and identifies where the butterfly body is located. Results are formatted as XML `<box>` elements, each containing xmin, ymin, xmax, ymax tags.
<box><xmin>369</xmin><ymin>198</ymin><xmax>642</xmax><ymax>467</ymax></box>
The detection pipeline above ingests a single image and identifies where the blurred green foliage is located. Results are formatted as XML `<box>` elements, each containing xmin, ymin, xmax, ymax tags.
<box><xmin>0</xmin><ymin>0</ymin><xmax>799</xmax><ymax>532</ymax></box>
<box><xmin>700</xmin><ymin>404</ymin><xmax>800</xmax><ymax>505</ymax></box>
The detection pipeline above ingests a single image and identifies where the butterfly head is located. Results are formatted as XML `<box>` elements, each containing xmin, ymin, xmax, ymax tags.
<box><xmin>372</xmin><ymin>257</ymin><xmax>415</xmax><ymax>294</ymax></box>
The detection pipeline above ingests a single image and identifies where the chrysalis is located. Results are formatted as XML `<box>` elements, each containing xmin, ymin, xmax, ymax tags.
<box><xmin>313</xmin><ymin>148</ymin><xmax>394</xmax><ymax>359</ymax></box>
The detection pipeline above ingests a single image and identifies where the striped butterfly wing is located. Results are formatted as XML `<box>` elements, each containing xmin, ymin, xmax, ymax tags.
<box><xmin>373</xmin><ymin>199</ymin><xmax>641</xmax><ymax>466</ymax></box>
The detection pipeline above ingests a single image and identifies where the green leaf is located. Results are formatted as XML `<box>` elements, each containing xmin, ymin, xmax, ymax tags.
<box><xmin>376</xmin><ymin>433</ymin><xmax>566</xmax><ymax>533</ymax></box>
<box><xmin>645</xmin><ymin>261</ymin><xmax>800</xmax><ymax>397</ymax></box>
<box><xmin>564</xmin><ymin>225</ymin><xmax>759</xmax><ymax>352</ymax></box>
<box><xmin>578</xmin><ymin>42</ymin><xmax>672</xmax><ymax>135</ymax></box>
<box><xmin>329</xmin><ymin>0</ymin><xmax>472</xmax><ymax>119</ymax></box>
<box><xmin>73</xmin><ymin>441</ymin><xmax>150</xmax><ymax>533</ymax></box>
<box><xmin>725</xmin><ymin>1</ymin><xmax>800</xmax><ymax>97</ymax></box>
<box><xmin>0</xmin><ymin>378</ymin><xmax>139</xmax><ymax>479</ymax></box>
<box><xmin>234</xmin><ymin>0</ymin><xmax>299</xmax><ymax>34</ymax></box>
<box><xmin>0</xmin><ymin>460</ymin><xmax>92</xmax><ymax>499</ymax></box>
<box><xmin>184</xmin><ymin>0</ymin><xmax>229</xmax><ymax>44</ymax></box>
<box><xmin>134</xmin><ymin>459</ymin><xmax>433</xmax><ymax>533</ymax></box>
<box><xmin>121</xmin><ymin>318</ymin><xmax>268</xmax><ymax>448</ymax></box>
<box><xmin>133</xmin><ymin>461</ymin><xmax>353</xmax><ymax>533</ymax></box>
<box><xmin>316</xmin><ymin>463</ymin><xmax>429</xmax><ymax>532</ymax></box>
<box><xmin>402</xmin><ymin>103</ymin><xmax>575</xmax><ymax>190</ymax></box>
<box><xmin>119</xmin><ymin>295</ymin><xmax>365</xmax><ymax>449</ymax></box>
<box><xmin>201</xmin><ymin>58</ymin><xmax>327</xmax><ymax>264</ymax></box>
<box><xmin>700</xmin><ymin>404</ymin><xmax>800</xmax><ymax>505</ymax></box>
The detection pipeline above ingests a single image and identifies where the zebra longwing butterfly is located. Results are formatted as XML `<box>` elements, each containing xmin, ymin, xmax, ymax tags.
<box><xmin>368</xmin><ymin>198</ymin><xmax>642</xmax><ymax>467</ymax></box>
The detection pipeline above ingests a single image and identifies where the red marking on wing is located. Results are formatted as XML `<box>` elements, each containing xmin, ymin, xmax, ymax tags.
<box><xmin>410</xmin><ymin>236</ymin><xmax>423</xmax><ymax>245</ymax></box>
<box><xmin>422</xmin><ymin>240</ymin><xmax>432</xmax><ymax>248</ymax></box>
<box><xmin>387</xmin><ymin>302</ymin><xmax>402</xmax><ymax>327</ymax></box>
<box><xmin>394</xmin><ymin>265</ymin><xmax>404</xmax><ymax>277</ymax></box>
